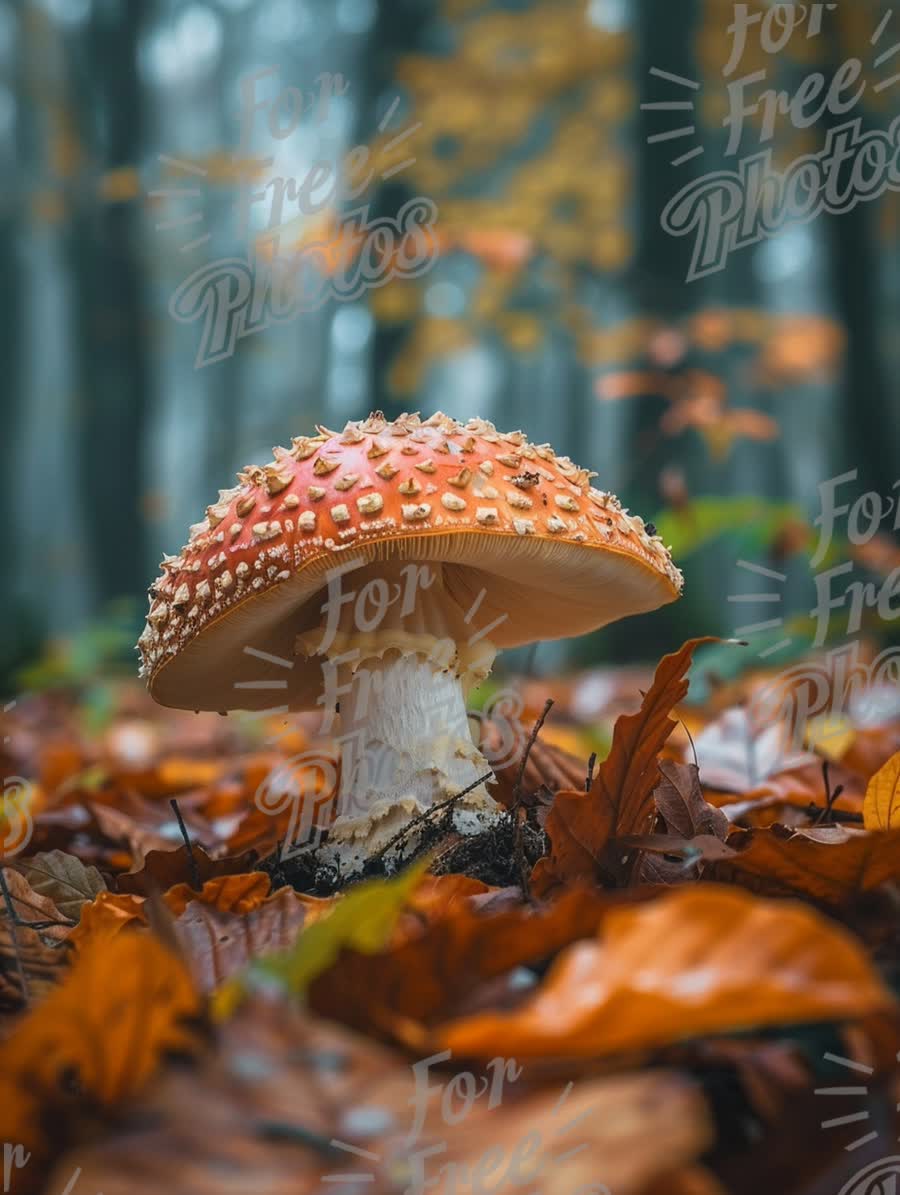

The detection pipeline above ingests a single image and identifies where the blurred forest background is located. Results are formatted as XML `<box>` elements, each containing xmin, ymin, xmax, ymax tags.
<box><xmin>1</xmin><ymin>0</ymin><xmax>898</xmax><ymax>694</ymax></box>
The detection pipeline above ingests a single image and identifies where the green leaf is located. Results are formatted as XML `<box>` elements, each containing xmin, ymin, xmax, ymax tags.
<box><xmin>253</xmin><ymin>856</ymin><xmax>431</xmax><ymax>997</ymax></box>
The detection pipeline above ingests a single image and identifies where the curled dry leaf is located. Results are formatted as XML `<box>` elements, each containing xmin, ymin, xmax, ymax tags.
<box><xmin>533</xmin><ymin>637</ymin><xmax>718</xmax><ymax>894</ymax></box>
<box><xmin>435</xmin><ymin>885</ymin><xmax>894</xmax><ymax>1061</ymax></box>
<box><xmin>863</xmin><ymin>750</ymin><xmax>900</xmax><ymax>830</ymax></box>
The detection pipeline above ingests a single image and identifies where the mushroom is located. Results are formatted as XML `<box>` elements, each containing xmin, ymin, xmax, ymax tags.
<box><xmin>138</xmin><ymin>411</ymin><xmax>682</xmax><ymax>873</ymax></box>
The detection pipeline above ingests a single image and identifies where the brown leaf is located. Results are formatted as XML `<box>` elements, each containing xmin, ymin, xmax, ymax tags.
<box><xmin>69</xmin><ymin>892</ymin><xmax>147</xmax><ymax>950</ymax></box>
<box><xmin>0</xmin><ymin>868</ymin><xmax>72</xmax><ymax>941</ymax></box>
<box><xmin>482</xmin><ymin>718</ymin><xmax>586</xmax><ymax>809</ymax></box>
<box><xmin>655</xmin><ymin>760</ymin><xmax>730</xmax><ymax>841</ymax></box>
<box><xmin>533</xmin><ymin>637</ymin><xmax>718</xmax><ymax>893</ymax></box>
<box><xmin>172</xmin><ymin>885</ymin><xmax>328</xmax><ymax>993</ymax></box>
<box><xmin>13</xmin><ymin>850</ymin><xmax>107</xmax><ymax>922</ymax></box>
<box><xmin>706</xmin><ymin>824</ymin><xmax>900</xmax><ymax>905</ymax></box>
<box><xmin>436</xmin><ymin>885</ymin><xmax>895</xmax><ymax>1060</ymax></box>
<box><xmin>90</xmin><ymin>793</ymin><xmax>217</xmax><ymax>865</ymax></box>
<box><xmin>116</xmin><ymin>844</ymin><xmax>259</xmax><ymax>896</ymax></box>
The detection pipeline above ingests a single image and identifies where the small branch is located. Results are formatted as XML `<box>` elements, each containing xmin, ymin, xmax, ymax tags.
<box><xmin>814</xmin><ymin>760</ymin><xmax>845</xmax><ymax>826</ymax></box>
<box><xmin>0</xmin><ymin>868</ymin><xmax>29</xmax><ymax>1004</ymax></box>
<box><xmin>585</xmin><ymin>752</ymin><xmax>597</xmax><ymax>793</ymax></box>
<box><xmin>806</xmin><ymin>803</ymin><xmax>860</xmax><ymax>825</ymax></box>
<box><xmin>513</xmin><ymin>803</ymin><xmax>531</xmax><ymax>902</ymax></box>
<box><xmin>169</xmin><ymin>798</ymin><xmax>201</xmax><ymax>891</ymax></box>
<box><xmin>512</xmin><ymin>698</ymin><xmax>554</xmax><ymax>805</ymax></box>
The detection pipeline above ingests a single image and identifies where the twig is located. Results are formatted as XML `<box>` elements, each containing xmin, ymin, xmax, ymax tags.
<box><xmin>585</xmin><ymin>752</ymin><xmax>597</xmax><ymax>793</ymax></box>
<box><xmin>169</xmin><ymin>798</ymin><xmax>201</xmax><ymax>891</ymax></box>
<box><xmin>806</xmin><ymin>804</ymin><xmax>860</xmax><ymax>825</ymax></box>
<box><xmin>0</xmin><ymin>868</ymin><xmax>29</xmax><ymax>1004</ymax></box>
<box><xmin>513</xmin><ymin>803</ymin><xmax>531</xmax><ymax>901</ymax></box>
<box><xmin>369</xmin><ymin>771</ymin><xmax>495</xmax><ymax>867</ymax></box>
<box><xmin>814</xmin><ymin>760</ymin><xmax>845</xmax><ymax>826</ymax></box>
<box><xmin>511</xmin><ymin>700</ymin><xmax>553</xmax><ymax>902</ymax></box>
<box><xmin>512</xmin><ymin>698</ymin><xmax>554</xmax><ymax>804</ymax></box>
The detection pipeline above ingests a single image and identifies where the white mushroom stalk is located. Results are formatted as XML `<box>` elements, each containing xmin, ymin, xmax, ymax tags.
<box><xmin>295</xmin><ymin>560</ymin><xmax>500</xmax><ymax>869</ymax></box>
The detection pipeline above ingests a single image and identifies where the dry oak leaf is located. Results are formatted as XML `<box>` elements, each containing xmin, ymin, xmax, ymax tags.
<box><xmin>863</xmin><ymin>750</ymin><xmax>900</xmax><ymax>830</ymax></box>
<box><xmin>436</xmin><ymin>885</ymin><xmax>894</xmax><ymax>1061</ymax></box>
<box><xmin>533</xmin><ymin>637</ymin><xmax>718</xmax><ymax>894</ymax></box>
<box><xmin>0</xmin><ymin>932</ymin><xmax>203</xmax><ymax>1174</ymax></box>
<box><xmin>13</xmin><ymin>850</ymin><xmax>106</xmax><ymax>922</ymax></box>
<box><xmin>706</xmin><ymin>824</ymin><xmax>900</xmax><ymax>906</ymax></box>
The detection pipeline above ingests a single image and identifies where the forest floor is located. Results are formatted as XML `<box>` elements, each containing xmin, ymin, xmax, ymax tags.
<box><xmin>2</xmin><ymin>636</ymin><xmax>900</xmax><ymax>1195</ymax></box>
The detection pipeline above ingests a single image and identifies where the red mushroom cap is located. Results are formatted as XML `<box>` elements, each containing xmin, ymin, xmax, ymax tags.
<box><xmin>139</xmin><ymin>411</ymin><xmax>682</xmax><ymax>712</ymax></box>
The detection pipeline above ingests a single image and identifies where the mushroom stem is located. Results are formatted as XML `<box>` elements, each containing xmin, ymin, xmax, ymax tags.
<box><xmin>332</xmin><ymin>651</ymin><xmax>496</xmax><ymax>857</ymax></box>
<box><xmin>296</xmin><ymin>560</ymin><xmax>501</xmax><ymax>871</ymax></box>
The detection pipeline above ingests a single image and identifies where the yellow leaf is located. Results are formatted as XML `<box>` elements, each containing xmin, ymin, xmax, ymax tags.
<box><xmin>863</xmin><ymin>750</ymin><xmax>900</xmax><ymax>830</ymax></box>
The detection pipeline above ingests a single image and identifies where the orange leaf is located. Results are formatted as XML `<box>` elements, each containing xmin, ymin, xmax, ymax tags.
<box><xmin>863</xmin><ymin>750</ymin><xmax>900</xmax><ymax>830</ymax></box>
<box><xmin>707</xmin><ymin>824</ymin><xmax>900</xmax><ymax>905</ymax></box>
<box><xmin>436</xmin><ymin>885</ymin><xmax>894</xmax><ymax>1060</ymax></box>
<box><xmin>533</xmin><ymin>637</ymin><xmax>718</xmax><ymax>894</ymax></box>
<box><xmin>0</xmin><ymin>932</ymin><xmax>203</xmax><ymax>1173</ymax></box>
<box><xmin>164</xmin><ymin>872</ymin><xmax>274</xmax><ymax>917</ymax></box>
<box><xmin>69</xmin><ymin>891</ymin><xmax>147</xmax><ymax>950</ymax></box>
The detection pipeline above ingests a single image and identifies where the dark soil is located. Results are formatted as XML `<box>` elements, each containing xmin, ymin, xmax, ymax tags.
<box><xmin>260</xmin><ymin>808</ymin><xmax>547</xmax><ymax>896</ymax></box>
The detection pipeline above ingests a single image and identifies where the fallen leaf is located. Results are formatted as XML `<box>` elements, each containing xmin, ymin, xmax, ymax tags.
<box><xmin>13</xmin><ymin>850</ymin><xmax>107</xmax><ymax>921</ymax></box>
<box><xmin>692</xmin><ymin>706</ymin><xmax>815</xmax><ymax>793</ymax></box>
<box><xmin>90</xmin><ymin>793</ymin><xmax>217</xmax><ymax>865</ymax></box>
<box><xmin>0</xmin><ymin>932</ymin><xmax>204</xmax><ymax>1184</ymax></box>
<box><xmin>863</xmin><ymin>750</ymin><xmax>900</xmax><ymax>830</ymax></box>
<box><xmin>0</xmin><ymin>868</ymin><xmax>72</xmax><ymax>941</ymax></box>
<box><xmin>655</xmin><ymin>759</ymin><xmax>730</xmax><ymax>840</ymax></box>
<box><xmin>116</xmin><ymin>844</ymin><xmax>259</xmax><ymax>896</ymax></box>
<box><xmin>706</xmin><ymin>824</ymin><xmax>900</xmax><ymax>905</ymax></box>
<box><xmin>533</xmin><ymin>638</ymin><xmax>718</xmax><ymax>893</ymax></box>
<box><xmin>174</xmin><ymin>886</ymin><xmax>329</xmax><ymax>994</ymax></box>
<box><xmin>436</xmin><ymin>885</ymin><xmax>895</xmax><ymax>1060</ymax></box>
<box><xmin>164</xmin><ymin>872</ymin><xmax>274</xmax><ymax>918</ymax></box>
<box><xmin>68</xmin><ymin>891</ymin><xmax>147</xmax><ymax>950</ymax></box>
<box><xmin>223</xmin><ymin>857</ymin><xmax>431</xmax><ymax>1012</ymax></box>
<box><xmin>308</xmin><ymin>885</ymin><xmax>656</xmax><ymax>1043</ymax></box>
